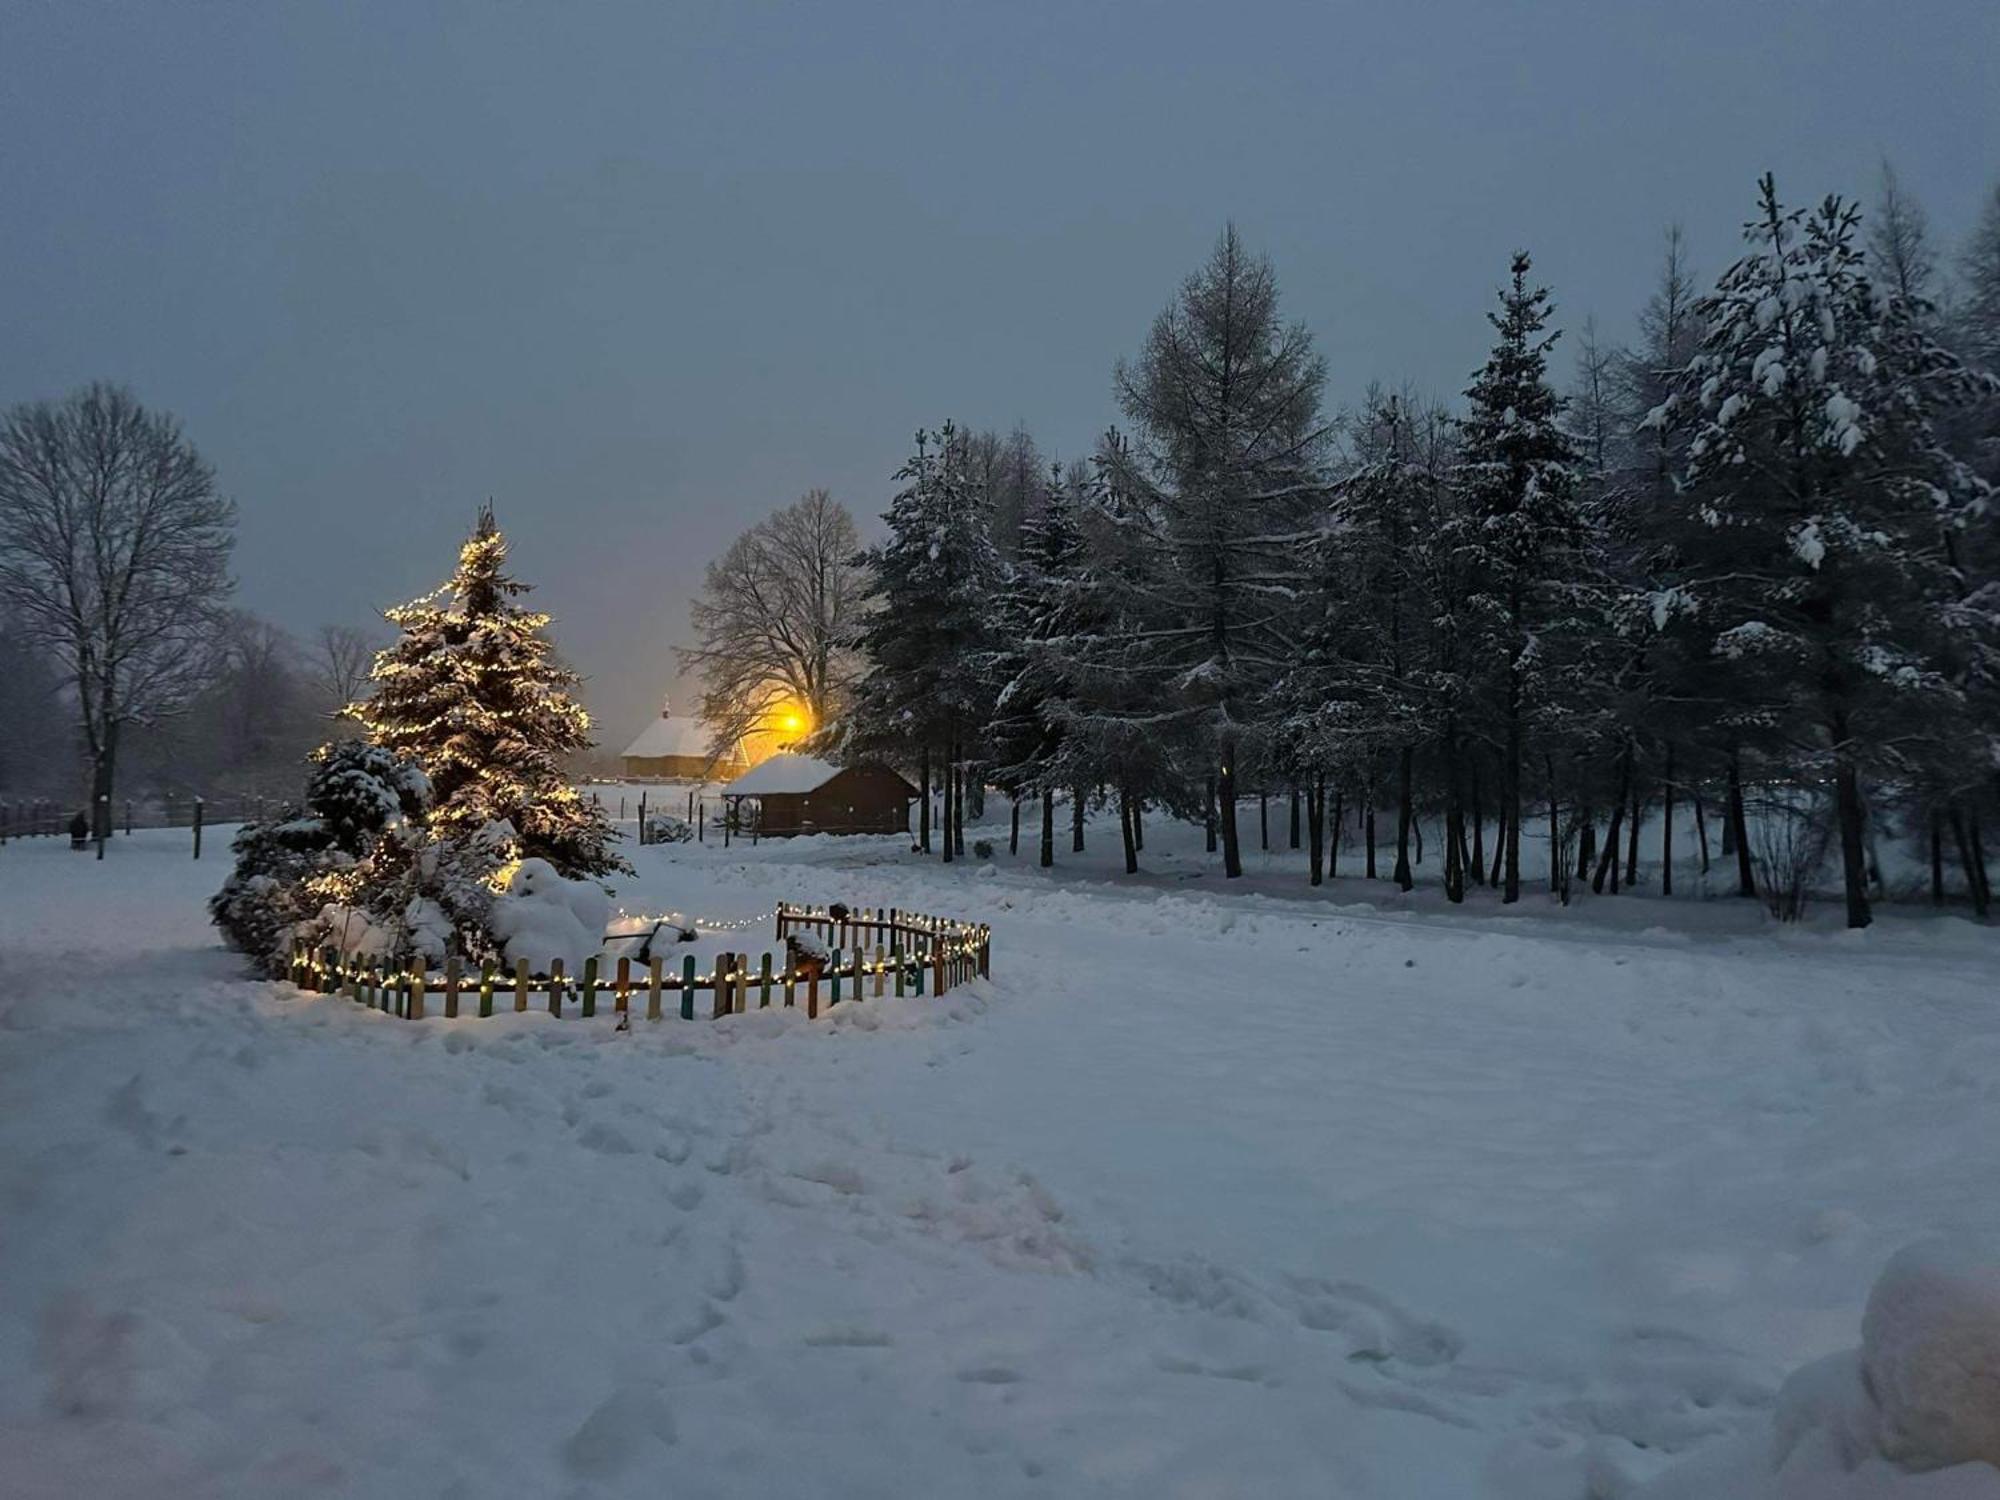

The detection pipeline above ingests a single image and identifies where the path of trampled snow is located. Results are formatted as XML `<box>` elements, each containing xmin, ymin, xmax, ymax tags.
<box><xmin>2</xmin><ymin>815</ymin><xmax>1997</xmax><ymax>1497</ymax></box>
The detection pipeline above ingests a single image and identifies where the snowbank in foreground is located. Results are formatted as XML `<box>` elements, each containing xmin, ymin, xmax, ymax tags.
<box><xmin>1635</xmin><ymin>1242</ymin><xmax>2000</xmax><ymax>1498</ymax></box>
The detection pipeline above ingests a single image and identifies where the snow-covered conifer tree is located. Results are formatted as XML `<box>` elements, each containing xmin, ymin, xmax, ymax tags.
<box><xmin>1454</xmin><ymin>252</ymin><xmax>1593</xmax><ymax>903</ymax></box>
<box><xmin>848</xmin><ymin>424</ymin><xmax>1005</xmax><ymax>860</ymax></box>
<box><xmin>1657</xmin><ymin>176</ymin><xmax>1996</xmax><ymax>927</ymax></box>
<box><xmin>354</xmin><ymin>508</ymin><xmax>623</xmax><ymax>878</ymax></box>
<box><xmin>1101</xmin><ymin>225</ymin><xmax>1332</xmax><ymax>878</ymax></box>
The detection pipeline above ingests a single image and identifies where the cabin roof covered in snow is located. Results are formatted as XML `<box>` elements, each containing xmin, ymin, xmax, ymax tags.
<box><xmin>620</xmin><ymin>714</ymin><xmax>716</xmax><ymax>761</ymax></box>
<box><xmin>723</xmin><ymin>753</ymin><xmax>840</xmax><ymax>796</ymax></box>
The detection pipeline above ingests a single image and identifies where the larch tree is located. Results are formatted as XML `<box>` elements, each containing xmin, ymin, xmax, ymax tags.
<box><xmin>679</xmin><ymin>487</ymin><xmax>864</xmax><ymax>758</ymax></box>
<box><xmin>1107</xmin><ymin>224</ymin><xmax>1332</xmax><ymax>878</ymax></box>
<box><xmin>0</xmin><ymin>384</ymin><xmax>235</xmax><ymax>839</ymax></box>
<box><xmin>354</xmin><ymin>507</ymin><xmax>624</xmax><ymax>878</ymax></box>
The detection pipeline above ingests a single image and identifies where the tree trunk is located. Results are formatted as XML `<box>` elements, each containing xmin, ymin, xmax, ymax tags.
<box><xmin>1133</xmin><ymin>799</ymin><xmax>1144</xmax><ymax>851</ymax></box>
<box><xmin>1593</xmin><ymin>749</ymin><xmax>1631</xmax><ymax>895</ymax></box>
<box><xmin>1442</xmin><ymin>721</ymin><xmax>1465</xmax><ymax>903</ymax></box>
<box><xmin>1205</xmin><ymin>776</ymin><xmax>1218</xmax><ymax>854</ymax></box>
<box><xmin>1503</xmin><ymin>715</ymin><xmax>1522</xmax><ymax>905</ymax></box>
<box><xmin>1218</xmin><ymin>743</ymin><xmax>1243</xmax><ymax>879</ymax></box>
<box><xmin>1289</xmin><ymin>787</ymin><xmax>1300</xmax><ymax>850</ymax></box>
<box><xmin>1259</xmin><ymin>791</ymin><xmax>1268</xmax><ymax>852</ymax></box>
<box><xmin>1831</xmin><ymin>708</ymin><xmax>1870</xmax><ymax>929</ymax></box>
<box><xmin>1393</xmin><ymin>746</ymin><xmax>1414</xmax><ymax>892</ymax></box>
<box><xmin>1364</xmin><ymin>793</ymin><xmax>1377</xmax><ymax>880</ymax></box>
<box><xmin>1661</xmin><ymin>744</ymin><xmax>1676</xmax><ymax>898</ymax></box>
<box><xmin>1624</xmin><ymin>774</ymin><xmax>1642</xmax><ymax>888</ymax></box>
<box><xmin>1930</xmin><ymin>811</ymin><xmax>1945</xmax><ymax>907</ymax></box>
<box><xmin>940</xmin><ymin>742</ymin><xmax>954</xmax><ymax>864</ymax></box>
<box><xmin>954</xmin><ymin>764</ymin><xmax>966</xmax><ymax>857</ymax></box>
<box><xmin>1329</xmin><ymin>788</ymin><xmax>1344</xmax><ymax>880</ymax></box>
<box><xmin>1727</xmin><ymin>751</ymin><xmax>1755</xmax><ymax>897</ymax></box>
<box><xmin>1832</xmin><ymin>756</ymin><xmax>1864</xmax><ymax>936</ymax></box>
<box><xmin>919</xmin><ymin>746</ymin><xmax>932</xmax><ymax>853</ymax></box>
<box><xmin>1307</xmin><ymin>781</ymin><xmax>1325</xmax><ymax>887</ymax></box>
<box><xmin>1072</xmin><ymin>784</ymin><xmax>1085</xmax><ymax>853</ymax></box>
<box><xmin>1040</xmin><ymin>787</ymin><xmax>1054</xmax><ymax>868</ymax></box>
<box><xmin>1577</xmin><ymin>803</ymin><xmax>1594</xmax><ymax>885</ymax></box>
<box><xmin>1546</xmin><ymin>754</ymin><xmax>1564</xmax><ymax>901</ymax></box>
<box><xmin>1119</xmin><ymin>784</ymin><xmax>1138</xmax><ymax>875</ymax></box>
<box><xmin>90</xmin><ymin>724</ymin><xmax>118</xmax><ymax>845</ymax></box>
<box><xmin>1693</xmin><ymin>789</ymin><xmax>1711</xmax><ymax>875</ymax></box>
<box><xmin>1010</xmin><ymin>797</ymin><xmax>1020</xmax><ymax>857</ymax></box>
<box><xmin>1469</xmin><ymin>763</ymin><xmax>1485</xmax><ymax>886</ymax></box>
<box><xmin>1488</xmin><ymin>813</ymin><xmax>1506</xmax><ymax>889</ymax></box>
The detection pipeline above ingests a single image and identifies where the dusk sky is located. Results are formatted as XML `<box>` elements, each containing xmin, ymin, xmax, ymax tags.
<box><xmin>5</xmin><ymin>0</ymin><xmax>1995</xmax><ymax>746</ymax></box>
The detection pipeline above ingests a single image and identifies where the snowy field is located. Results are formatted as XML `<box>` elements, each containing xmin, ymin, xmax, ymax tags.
<box><xmin>3</xmin><ymin>811</ymin><xmax>1999</xmax><ymax>1498</ymax></box>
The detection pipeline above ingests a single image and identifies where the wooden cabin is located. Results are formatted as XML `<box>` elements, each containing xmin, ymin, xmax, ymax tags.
<box><xmin>620</xmin><ymin>705</ymin><xmax>745</xmax><ymax>782</ymax></box>
<box><xmin>722</xmin><ymin>755</ymin><xmax>917</xmax><ymax>837</ymax></box>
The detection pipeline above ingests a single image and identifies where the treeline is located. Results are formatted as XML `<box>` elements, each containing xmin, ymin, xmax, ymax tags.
<box><xmin>833</xmin><ymin>173</ymin><xmax>2000</xmax><ymax>927</ymax></box>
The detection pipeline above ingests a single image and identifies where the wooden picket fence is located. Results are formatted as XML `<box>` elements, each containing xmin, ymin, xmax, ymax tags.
<box><xmin>285</xmin><ymin>902</ymin><xmax>991</xmax><ymax>1025</ymax></box>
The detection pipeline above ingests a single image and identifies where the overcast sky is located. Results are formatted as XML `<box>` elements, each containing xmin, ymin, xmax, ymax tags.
<box><xmin>4</xmin><ymin>0</ymin><xmax>1996</xmax><ymax>745</ymax></box>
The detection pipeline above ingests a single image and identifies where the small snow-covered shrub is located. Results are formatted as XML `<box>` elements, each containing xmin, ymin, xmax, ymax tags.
<box><xmin>487</xmin><ymin>857</ymin><xmax>612</xmax><ymax>972</ymax></box>
<box><xmin>644</xmin><ymin>813</ymin><xmax>693</xmax><ymax>844</ymax></box>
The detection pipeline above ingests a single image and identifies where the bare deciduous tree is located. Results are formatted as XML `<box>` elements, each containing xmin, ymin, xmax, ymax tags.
<box><xmin>310</xmin><ymin>623</ymin><xmax>377</xmax><ymax>717</ymax></box>
<box><xmin>678</xmin><ymin>488</ymin><xmax>863</xmax><ymax>759</ymax></box>
<box><xmin>0</xmin><ymin>384</ymin><xmax>235</xmax><ymax>836</ymax></box>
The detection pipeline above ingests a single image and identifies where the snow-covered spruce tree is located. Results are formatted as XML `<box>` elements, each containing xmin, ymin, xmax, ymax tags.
<box><xmin>353</xmin><ymin>508</ymin><xmax>624</xmax><ymax>878</ymax></box>
<box><xmin>209</xmin><ymin>739</ymin><xmax>431</xmax><ymax>974</ymax></box>
<box><xmin>985</xmin><ymin>463</ymin><xmax>1082</xmax><ymax>864</ymax></box>
<box><xmin>1655</xmin><ymin>176</ymin><xmax>1997</xmax><ymax>928</ymax></box>
<box><xmin>847</xmin><ymin>424</ymin><xmax>1004</xmax><ymax>860</ymax></box>
<box><xmin>1099</xmin><ymin>225</ymin><xmax>1333</xmax><ymax>878</ymax></box>
<box><xmin>1453</xmin><ymin>252</ymin><xmax>1594</xmax><ymax>904</ymax></box>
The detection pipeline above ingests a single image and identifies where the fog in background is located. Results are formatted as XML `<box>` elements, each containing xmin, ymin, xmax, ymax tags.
<box><xmin>4</xmin><ymin>0</ymin><xmax>1995</xmax><ymax>748</ymax></box>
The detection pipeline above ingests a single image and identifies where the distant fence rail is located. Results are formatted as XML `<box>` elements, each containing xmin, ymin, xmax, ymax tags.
<box><xmin>288</xmin><ymin>902</ymin><xmax>991</xmax><ymax>1025</ymax></box>
<box><xmin>0</xmin><ymin>793</ymin><xmax>264</xmax><ymax>854</ymax></box>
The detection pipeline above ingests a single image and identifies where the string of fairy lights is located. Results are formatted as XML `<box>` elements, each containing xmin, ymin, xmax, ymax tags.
<box><xmin>289</xmin><ymin>902</ymin><xmax>992</xmax><ymax>993</ymax></box>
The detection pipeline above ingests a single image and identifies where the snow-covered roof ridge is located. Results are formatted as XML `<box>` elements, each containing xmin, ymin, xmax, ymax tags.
<box><xmin>620</xmin><ymin>713</ymin><xmax>716</xmax><ymax>760</ymax></box>
<box><xmin>723</xmin><ymin>753</ymin><xmax>839</xmax><ymax>795</ymax></box>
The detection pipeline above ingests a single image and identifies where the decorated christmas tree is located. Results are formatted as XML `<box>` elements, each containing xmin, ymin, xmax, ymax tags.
<box><xmin>353</xmin><ymin>507</ymin><xmax>625</xmax><ymax>878</ymax></box>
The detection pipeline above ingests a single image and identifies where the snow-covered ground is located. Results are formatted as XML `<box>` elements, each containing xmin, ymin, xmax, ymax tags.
<box><xmin>3</xmin><ymin>811</ymin><xmax>1998</xmax><ymax>1497</ymax></box>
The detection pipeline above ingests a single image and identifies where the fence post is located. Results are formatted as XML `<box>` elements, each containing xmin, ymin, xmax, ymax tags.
<box><xmin>681</xmin><ymin>954</ymin><xmax>697</xmax><ymax>1020</ymax></box>
<box><xmin>410</xmin><ymin>960</ymin><xmax>427</xmax><ymax>1021</ymax></box>
<box><xmin>192</xmin><ymin>797</ymin><xmax>204</xmax><ymax>860</ymax></box>
<box><xmin>615</xmin><ymin>956</ymin><xmax>631</xmax><ymax>1016</ymax></box>
<box><xmin>638</xmin><ymin>792</ymin><xmax>647</xmax><ymax>846</ymax></box>
<box><xmin>807</xmin><ymin>961</ymin><xmax>820</xmax><ymax>1020</ymax></box>
<box><xmin>712</xmin><ymin>953</ymin><xmax>731</xmax><ymax>1020</ymax></box>
<box><xmin>759</xmin><ymin>953</ymin><xmax>773</xmax><ymax>1009</ymax></box>
<box><xmin>581</xmin><ymin>956</ymin><xmax>598</xmax><ymax>1019</ymax></box>
<box><xmin>873</xmin><ymin>943</ymin><xmax>885</xmax><ymax>998</ymax></box>
<box><xmin>480</xmin><ymin>958</ymin><xmax>496</xmax><ymax>1018</ymax></box>
<box><xmin>515</xmin><ymin>957</ymin><xmax>529</xmax><ymax>1013</ymax></box>
<box><xmin>444</xmin><ymin>956</ymin><xmax>462</xmax><ymax>1019</ymax></box>
<box><xmin>548</xmin><ymin>957</ymin><xmax>565</xmax><ymax>1017</ymax></box>
<box><xmin>647</xmin><ymin>955</ymin><xmax>663</xmax><ymax>1021</ymax></box>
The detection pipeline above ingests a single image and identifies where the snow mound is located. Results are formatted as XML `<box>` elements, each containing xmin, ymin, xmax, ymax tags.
<box><xmin>1635</xmin><ymin>1241</ymin><xmax>2000</xmax><ymax>1499</ymax></box>
<box><xmin>486</xmin><ymin>859</ymin><xmax>609</xmax><ymax>971</ymax></box>
<box><xmin>1864</xmin><ymin>1241</ymin><xmax>2000</xmax><ymax>1471</ymax></box>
